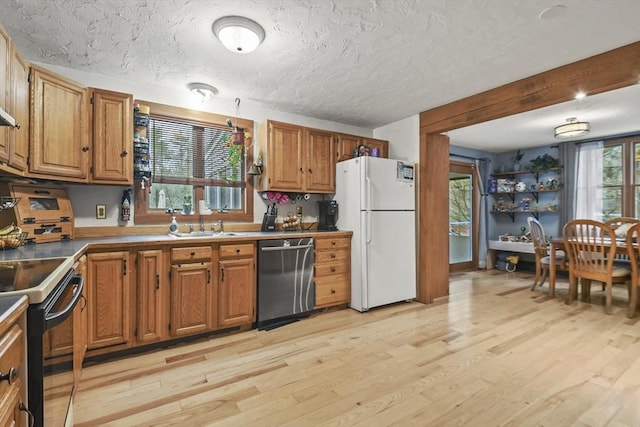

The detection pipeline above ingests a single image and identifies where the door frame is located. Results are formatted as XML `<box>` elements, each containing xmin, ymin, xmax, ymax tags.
<box><xmin>449</xmin><ymin>161</ymin><xmax>479</xmax><ymax>272</ymax></box>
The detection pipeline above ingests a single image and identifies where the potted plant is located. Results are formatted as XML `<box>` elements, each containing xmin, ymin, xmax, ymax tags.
<box><xmin>512</xmin><ymin>149</ymin><xmax>524</xmax><ymax>171</ymax></box>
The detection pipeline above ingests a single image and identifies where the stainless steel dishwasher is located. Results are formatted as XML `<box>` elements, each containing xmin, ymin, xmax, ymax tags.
<box><xmin>257</xmin><ymin>237</ymin><xmax>314</xmax><ymax>329</ymax></box>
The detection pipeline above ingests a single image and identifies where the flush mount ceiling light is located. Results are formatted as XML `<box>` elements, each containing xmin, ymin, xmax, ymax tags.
<box><xmin>554</xmin><ymin>117</ymin><xmax>591</xmax><ymax>138</ymax></box>
<box><xmin>187</xmin><ymin>83</ymin><xmax>218</xmax><ymax>102</ymax></box>
<box><xmin>212</xmin><ymin>16</ymin><xmax>265</xmax><ymax>53</ymax></box>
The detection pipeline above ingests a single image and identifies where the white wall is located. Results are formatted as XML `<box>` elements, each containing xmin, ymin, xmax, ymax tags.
<box><xmin>39</xmin><ymin>63</ymin><xmax>375</xmax><ymax>228</ymax></box>
<box><xmin>373</xmin><ymin>115</ymin><xmax>419</xmax><ymax>163</ymax></box>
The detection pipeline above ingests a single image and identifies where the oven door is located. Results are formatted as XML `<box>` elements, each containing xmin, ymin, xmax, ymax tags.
<box><xmin>27</xmin><ymin>269</ymin><xmax>83</xmax><ymax>427</ymax></box>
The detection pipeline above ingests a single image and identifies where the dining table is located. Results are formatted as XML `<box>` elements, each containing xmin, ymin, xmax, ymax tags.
<box><xmin>547</xmin><ymin>237</ymin><xmax>636</xmax><ymax>298</ymax></box>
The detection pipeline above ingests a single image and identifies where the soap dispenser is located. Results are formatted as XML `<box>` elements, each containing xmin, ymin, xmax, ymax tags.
<box><xmin>169</xmin><ymin>216</ymin><xmax>179</xmax><ymax>234</ymax></box>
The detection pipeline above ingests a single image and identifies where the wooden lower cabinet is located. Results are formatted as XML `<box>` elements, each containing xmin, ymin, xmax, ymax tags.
<box><xmin>218</xmin><ymin>243</ymin><xmax>255</xmax><ymax>327</ymax></box>
<box><xmin>314</xmin><ymin>236</ymin><xmax>351</xmax><ymax>308</ymax></box>
<box><xmin>170</xmin><ymin>261</ymin><xmax>216</xmax><ymax>336</ymax></box>
<box><xmin>86</xmin><ymin>251</ymin><xmax>132</xmax><ymax>350</ymax></box>
<box><xmin>0</xmin><ymin>297</ymin><xmax>28</xmax><ymax>427</ymax></box>
<box><xmin>136</xmin><ymin>249</ymin><xmax>165</xmax><ymax>343</ymax></box>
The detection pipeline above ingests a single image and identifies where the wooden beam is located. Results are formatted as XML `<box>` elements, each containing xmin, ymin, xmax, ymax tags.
<box><xmin>420</xmin><ymin>41</ymin><xmax>640</xmax><ymax>134</ymax></box>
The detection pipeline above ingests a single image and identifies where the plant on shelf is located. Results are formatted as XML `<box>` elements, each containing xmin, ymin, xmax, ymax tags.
<box><xmin>511</xmin><ymin>149</ymin><xmax>524</xmax><ymax>171</ymax></box>
<box><xmin>529</xmin><ymin>153</ymin><xmax>560</xmax><ymax>171</ymax></box>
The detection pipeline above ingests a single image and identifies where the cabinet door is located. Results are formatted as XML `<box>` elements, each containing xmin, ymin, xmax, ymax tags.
<box><xmin>305</xmin><ymin>128</ymin><xmax>335</xmax><ymax>193</ymax></box>
<box><xmin>91</xmin><ymin>89</ymin><xmax>133</xmax><ymax>184</ymax></box>
<box><xmin>0</xmin><ymin>379</ymin><xmax>23</xmax><ymax>427</ymax></box>
<box><xmin>363</xmin><ymin>137</ymin><xmax>389</xmax><ymax>159</ymax></box>
<box><xmin>170</xmin><ymin>262</ymin><xmax>214</xmax><ymax>337</ymax></box>
<box><xmin>0</xmin><ymin>26</ymin><xmax>10</xmax><ymax>162</ymax></box>
<box><xmin>219</xmin><ymin>258</ymin><xmax>255</xmax><ymax>327</ymax></box>
<box><xmin>86</xmin><ymin>251</ymin><xmax>131</xmax><ymax>350</ymax></box>
<box><xmin>265</xmin><ymin>121</ymin><xmax>304</xmax><ymax>191</ymax></box>
<box><xmin>137</xmin><ymin>250</ymin><xmax>165</xmax><ymax>343</ymax></box>
<box><xmin>29</xmin><ymin>66</ymin><xmax>89</xmax><ymax>181</ymax></box>
<box><xmin>335</xmin><ymin>133</ymin><xmax>361</xmax><ymax>162</ymax></box>
<box><xmin>9</xmin><ymin>46</ymin><xmax>28</xmax><ymax>171</ymax></box>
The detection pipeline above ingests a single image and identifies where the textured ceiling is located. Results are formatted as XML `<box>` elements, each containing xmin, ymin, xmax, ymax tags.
<box><xmin>1</xmin><ymin>0</ymin><xmax>639</xmax><ymax>152</ymax></box>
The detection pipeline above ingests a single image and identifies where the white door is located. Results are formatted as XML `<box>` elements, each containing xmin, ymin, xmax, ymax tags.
<box><xmin>361</xmin><ymin>210</ymin><xmax>416</xmax><ymax>310</ymax></box>
<box><xmin>361</xmin><ymin>157</ymin><xmax>415</xmax><ymax>211</ymax></box>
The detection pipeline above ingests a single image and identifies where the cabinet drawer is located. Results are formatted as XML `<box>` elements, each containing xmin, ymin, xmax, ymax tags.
<box><xmin>315</xmin><ymin>249</ymin><xmax>349</xmax><ymax>264</ymax></box>
<box><xmin>315</xmin><ymin>274</ymin><xmax>350</xmax><ymax>307</ymax></box>
<box><xmin>0</xmin><ymin>325</ymin><xmax>23</xmax><ymax>396</ymax></box>
<box><xmin>171</xmin><ymin>246</ymin><xmax>212</xmax><ymax>263</ymax></box>
<box><xmin>315</xmin><ymin>237</ymin><xmax>350</xmax><ymax>251</ymax></box>
<box><xmin>315</xmin><ymin>261</ymin><xmax>349</xmax><ymax>276</ymax></box>
<box><xmin>219</xmin><ymin>243</ymin><xmax>254</xmax><ymax>259</ymax></box>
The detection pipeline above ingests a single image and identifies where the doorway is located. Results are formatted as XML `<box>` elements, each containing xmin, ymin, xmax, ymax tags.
<box><xmin>449</xmin><ymin>161</ymin><xmax>478</xmax><ymax>271</ymax></box>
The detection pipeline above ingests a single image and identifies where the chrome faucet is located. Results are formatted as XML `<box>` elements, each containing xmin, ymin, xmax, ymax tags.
<box><xmin>188</xmin><ymin>224</ymin><xmax>194</xmax><ymax>233</ymax></box>
<box><xmin>217</xmin><ymin>220</ymin><xmax>224</xmax><ymax>233</ymax></box>
<box><xmin>199</xmin><ymin>222</ymin><xmax>205</xmax><ymax>232</ymax></box>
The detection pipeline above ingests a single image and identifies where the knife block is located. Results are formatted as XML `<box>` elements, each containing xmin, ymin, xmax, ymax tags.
<box><xmin>261</xmin><ymin>213</ymin><xmax>277</xmax><ymax>231</ymax></box>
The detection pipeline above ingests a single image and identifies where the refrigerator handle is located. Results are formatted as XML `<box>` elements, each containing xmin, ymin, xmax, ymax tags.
<box><xmin>365</xmin><ymin>176</ymin><xmax>372</xmax><ymax>211</ymax></box>
<box><xmin>366</xmin><ymin>210</ymin><xmax>372</xmax><ymax>244</ymax></box>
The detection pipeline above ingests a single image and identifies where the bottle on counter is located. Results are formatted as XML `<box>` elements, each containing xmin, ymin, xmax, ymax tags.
<box><xmin>169</xmin><ymin>216</ymin><xmax>179</xmax><ymax>234</ymax></box>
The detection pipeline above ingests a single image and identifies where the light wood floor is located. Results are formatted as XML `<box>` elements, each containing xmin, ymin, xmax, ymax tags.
<box><xmin>73</xmin><ymin>270</ymin><xmax>640</xmax><ymax>426</ymax></box>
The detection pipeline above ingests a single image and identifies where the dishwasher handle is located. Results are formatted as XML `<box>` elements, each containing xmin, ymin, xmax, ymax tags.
<box><xmin>260</xmin><ymin>244</ymin><xmax>314</xmax><ymax>252</ymax></box>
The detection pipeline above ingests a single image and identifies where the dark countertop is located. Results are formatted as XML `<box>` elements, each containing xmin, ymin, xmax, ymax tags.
<box><xmin>0</xmin><ymin>230</ymin><xmax>352</xmax><ymax>262</ymax></box>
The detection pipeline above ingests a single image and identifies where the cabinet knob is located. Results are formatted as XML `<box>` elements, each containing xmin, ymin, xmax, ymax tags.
<box><xmin>190</xmin><ymin>252</ymin><xmax>196</xmax><ymax>256</ymax></box>
<box><xmin>330</xmin><ymin>253</ymin><xmax>336</xmax><ymax>259</ymax></box>
<box><xmin>0</xmin><ymin>367</ymin><xmax>17</xmax><ymax>385</ymax></box>
<box><xmin>330</xmin><ymin>267</ymin><xmax>336</xmax><ymax>272</ymax></box>
<box><xmin>121</xmin><ymin>150</ymin><xmax>129</xmax><ymax>157</ymax></box>
<box><xmin>236</xmin><ymin>248</ymin><xmax>240</xmax><ymax>253</ymax></box>
<box><xmin>331</xmin><ymin>289</ymin><xmax>336</xmax><ymax>294</ymax></box>
<box><xmin>308</xmin><ymin>168</ymin><xmax>312</xmax><ymax>174</ymax></box>
<box><xmin>82</xmin><ymin>146</ymin><xmax>90</xmax><ymax>152</ymax></box>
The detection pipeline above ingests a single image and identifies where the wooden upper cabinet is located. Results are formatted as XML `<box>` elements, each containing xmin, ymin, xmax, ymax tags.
<box><xmin>91</xmin><ymin>89</ymin><xmax>133</xmax><ymax>184</ymax></box>
<box><xmin>29</xmin><ymin>65</ymin><xmax>89</xmax><ymax>182</ymax></box>
<box><xmin>0</xmin><ymin>26</ymin><xmax>10</xmax><ymax>162</ymax></box>
<box><xmin>0</xmin><ymin>26</ymin><xmax>28</xmax><ymax>172</ymax></box>
<box><xmin>9</xmin><ymin>46</ymin><xmax>29</xmax><ymax>172</ymax></box>
<box><xmin>259</xmin><ymin>120</ymin><xmax>304</xmax><ymax>191</ymax></box>
<box><xmin>305</xmin><ymin>128</ymin><xmax>335</xmax><ymax>192</ymax></box>
<box><xmin>258</xmin><ymin>120</ymin><xmax>336</xmax><ymax>193</ymax></box>
<box><xmin>335</xmin><ymin>133</ymin><xmax>361</xmax><ymax>162</ymax></box>
<box><xmin>363</xmin><ymin>137</ymin><xmax>389</xmax><ymax>159</ymax></box>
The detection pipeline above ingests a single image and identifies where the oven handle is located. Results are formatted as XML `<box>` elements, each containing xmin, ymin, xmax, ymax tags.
<box><xmin>44</xmin><ymin>275</ymin><xmax>84</xmax><ymax>330</ymax></box>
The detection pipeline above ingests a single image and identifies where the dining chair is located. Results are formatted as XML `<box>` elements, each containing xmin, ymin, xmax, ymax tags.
<box><xmin>626</xmin><ymin>222</ymin><xmax>640</xmax><ymax>318</ymax></box>
<box><xmin>527</xmin><ymin>217</ymin><xmax>567</xmax><ymax>292</ymax></box>
<box><xmin>563</xmin><ymin>219</ymin><xmax>631</xmax><ymax>314</ymax></box>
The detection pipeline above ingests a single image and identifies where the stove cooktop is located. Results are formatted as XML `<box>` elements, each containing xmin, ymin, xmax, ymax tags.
<box><xmin>0</xmin><ymin>257</ymin><xmax>74</xmax><ymax>303</ymax></box>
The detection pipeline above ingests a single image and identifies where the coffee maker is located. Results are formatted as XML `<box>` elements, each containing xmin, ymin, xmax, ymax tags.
<box><xmin>318</xmin><ymin>200</ymin><xmax>338</xmax><ymax>231</ymax></box>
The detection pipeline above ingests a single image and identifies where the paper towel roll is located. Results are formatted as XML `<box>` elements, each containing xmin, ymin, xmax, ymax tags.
<box><xmin>198</xmin><ymin>200</ymin><xmax>212</xmax><ymax>215</ymax></box>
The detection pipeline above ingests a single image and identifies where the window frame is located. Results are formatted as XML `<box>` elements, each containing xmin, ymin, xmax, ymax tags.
<box><xmin>602</xmin><ymin>135</ymin><xmax>640</xmax><ymax>219</ymax></box>
<box><xmin>133</xmin><ymin>100</ymin><xmax>254</xmax><ymax>224</ymax></box>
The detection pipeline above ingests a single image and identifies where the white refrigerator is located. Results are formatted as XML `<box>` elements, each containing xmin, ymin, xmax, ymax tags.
<box><xmin>334</xmin><ymin>156</ymin><xmax>416</xmax><ymax>312</ymax></box>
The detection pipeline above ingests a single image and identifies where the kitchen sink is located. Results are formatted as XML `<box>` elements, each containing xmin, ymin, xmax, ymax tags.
<box><xmin>168</xmin><ymin>231</ymin><xmax>245</xmax><ymax>238</ymax></box>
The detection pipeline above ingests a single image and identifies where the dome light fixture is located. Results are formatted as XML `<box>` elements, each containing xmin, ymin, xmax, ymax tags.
<box><xmin>554</xmin><ymin>117</ymin><xmax>591</xmax><ymax>138</ymax></box>
<box><xmin>187</xmin><ymin>82</ymin><xmax>218</xmax><ymax>102</ymax></box>
<box><xmin>212</xmin><ymin>16</ymin><xmax>265</xmax><ymax>53</ymax></box>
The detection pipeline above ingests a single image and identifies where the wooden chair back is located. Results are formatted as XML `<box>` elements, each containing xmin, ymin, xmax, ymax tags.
<box><xmin>626</xmin><ymin>222</ymin><xmax>640</xmax><ymax>317</ymax></box>
<box><xmin>604</xmin><ymin>217</ymin><xmax>638</xmax><ymax>261</ymax></box>
<box><xmin>604</xmin><ymin>216</ymin><xmax>639</xmax><ymax>231</ymax></box>
<box><xmin>563</xmin><ymin>219</ymin><xmax>616</xmax><ymax>283</ymax></box>
<box><xmin>527</xmin><ymin>216</ymin><xmax>548</xmax><ymax>256</ymax></box>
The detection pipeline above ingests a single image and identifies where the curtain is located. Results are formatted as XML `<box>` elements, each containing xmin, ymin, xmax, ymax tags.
<box><xmin>558</xmin><ymin>140</ymin><xmax>577</xmax><ymax>225</ymax></box>
<box><xmin>575</xmin><ymin>141</ymin><xmax>604</xmax><ymax>220</ymax></box>
<box><xmin>475</xmin><ymin>158</ymin><xmax>489</xmax><ymax>268</ymax></box>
